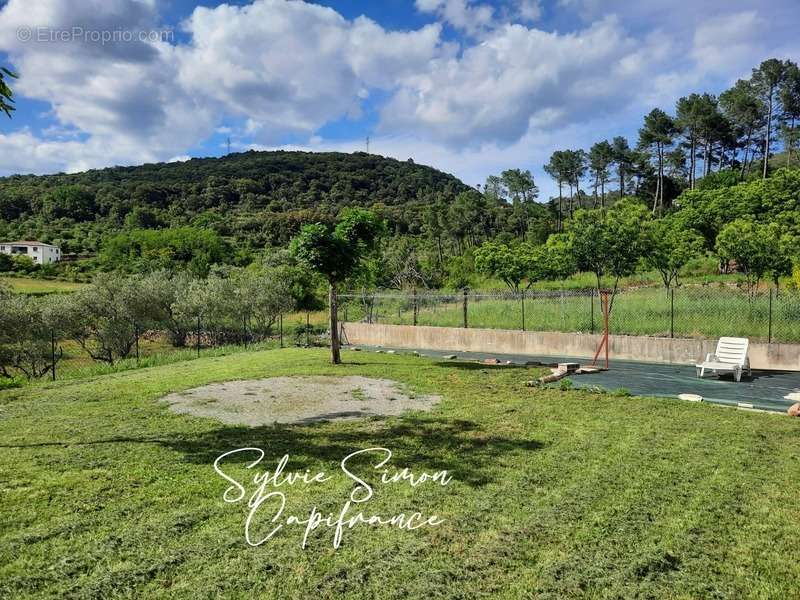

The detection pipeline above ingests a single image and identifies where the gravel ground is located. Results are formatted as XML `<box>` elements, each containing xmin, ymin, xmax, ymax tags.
<box><xmin>160</xmin><ymin>375</ymin><xmax>440</xmax><ymax>426</ymax></box>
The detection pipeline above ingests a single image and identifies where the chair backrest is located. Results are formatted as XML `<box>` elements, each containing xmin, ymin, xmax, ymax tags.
<box><xmin>714</xmin><ymin>337</ymin><xmax>749</xmax><ymax>365</ymax></box>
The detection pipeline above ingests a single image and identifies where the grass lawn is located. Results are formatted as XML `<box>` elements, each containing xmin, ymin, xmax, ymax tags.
<box><xmin>1</xmin><ymin>348</ymin><xmax>799</xmax><ymax>598</ymax></box>
<box><xmin>0</xmin><ymin>276</ymin><xmax>86</xmax><ymax>295</ymax></box>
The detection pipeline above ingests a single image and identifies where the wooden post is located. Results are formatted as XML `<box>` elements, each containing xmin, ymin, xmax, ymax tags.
<box><xmin>591</xmin><ymin>290</ymin><xmax>611</xmax><ymax>370</ymax></box>
<box><xmin>329</xmin><ymin>284</ymin><xmax>340</xmax><ymax>364</ymax></box>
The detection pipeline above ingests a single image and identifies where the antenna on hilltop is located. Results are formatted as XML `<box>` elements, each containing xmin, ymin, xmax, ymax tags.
<box><xmin>366</xmin><ymin>136</ymin><xmax>370</xmax><ymax>154</ymax></box>
<box><xmin>226</xmin><ymin>137</ymin><xmax>231</xmax><ymax>155</ymax></box>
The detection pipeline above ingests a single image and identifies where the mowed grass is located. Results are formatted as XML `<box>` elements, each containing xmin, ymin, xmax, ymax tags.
<box><xmin>346</xmin><ymin>286</ymin><xmax>800</xmax><ymax>343</ymax></box>
<box><xmin>1</xmin><ymin>348</ymin><xmax>799</xmax><ymax>599</ymax></box>
<box><xmin>0</xmin><ymin>276</ymin><xmax>86</xmax><ymax>294</ymax></box>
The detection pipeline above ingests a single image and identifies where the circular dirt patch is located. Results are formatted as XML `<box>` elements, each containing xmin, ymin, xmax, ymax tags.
<box><xmin>161</xmin><ymin>376</ymin><xmax>440</xmax><ymax>426</ymax></box>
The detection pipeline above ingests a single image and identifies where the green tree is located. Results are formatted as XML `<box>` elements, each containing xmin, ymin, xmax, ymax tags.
<box><xmin>779</xmin><ymin>62</ymin><xmax>800</xmax><ymax>167</ymax></box>
<box><xmin>290</xmin><ymin>208</ymin><xmax>383</xmax><ymax>364</ymax></box>
<box><xmin>0</xmin><ymin>294</ymin><xmax>63</xmax><ymax>379</ymax></box>
<box><xmin>0</xmin><ymin>67</ymin><xmax>17</xmax><ymax>118</ymax></box>
<box><xmin>751</xmin><ymin>59</ymin><xmax>790</xmax><ymax>178</ymax></box>
<box><xmin>474</xmin><ymin>241</ymin><xmax>543</xmax><ymax>292</ymax></box>
<box><xmin>719</xmin><ymin>79</ymin><xmax>765</xmax><ymax>179</ymax></box>
<box><xmin>644</xmin><ymin>217</ymin><xmax>704</xmax><ymax>289</ymax></box>
<box><xmin>638</xmin><ymin>109</ymin><xmax>677</xmax><ymax>213</ymax></box>
<box><xmin>500</xmin><ymin>169</ymin><xmax>539</xmax><ymax>240</ymax></box>
<box><xmin>715</xmin><ymin>219</ymin><xmax>784</xmax><ymax>297</ymax></box>
<box><xmin>544</xmin><ymin>151</ymin><xmax>570</xmax><ymax>230</ymax></box>
<box><xmin>56</xmin><ymin>274</ymin><xmax>149</xmax><ymax>364</ymax></box>
<box><xmin>588</xmin><ymin>140</ymin><xmax>614</xmax><ymax>208</ymax></box>
<box><xmin>611</xmin><ymin>136</ymin><xmax>632</xmax><ymax>198</ymax></box>
<box><xmin>568</xmin><ymin>201</ymin><xmax>650</xmax><ymax>307</ymax></box>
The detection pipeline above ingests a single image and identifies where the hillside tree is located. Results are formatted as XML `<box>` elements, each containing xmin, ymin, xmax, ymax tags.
<box><xmin>291</xmin><ymin>208</ymin><xmax>383</xmax><ymax>364</ymax></box>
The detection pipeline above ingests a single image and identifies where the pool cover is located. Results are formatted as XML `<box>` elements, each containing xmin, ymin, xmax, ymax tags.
<box><xmin>358</xmin><ymin>346</ymin><xmax>800</xmax><ymax>414</ymax></box>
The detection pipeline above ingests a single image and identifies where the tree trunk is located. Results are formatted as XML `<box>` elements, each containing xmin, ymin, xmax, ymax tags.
<box><xmin>653</xmin><ymin>143</ymin><xmax>662</xmax><ymax>213</ymax></box>
<box><xmin>600</xmin><ymin>177</ymin><xmax>605</xmax><ymax>209</ymax></box>
<box><xmin>329</xmin><ymin>282</ymin><xmax>340</xmax><ymax>364</ymax></box>
<box><xmin>619</xmin><ymin>166</ymin><xmax>625</xmax><ymax>198</ymax></box>
<box><xmin>557</xmin><ymin>181</ymin><xmax>563</xmax><ymax>231</ymax></box>
<box><xmin>659</xmin><ymin>144</ymin><xmax>664</xmax><ymax>211</ymax></box>
<box><xmin>690</xmin><ymin>135</ymin><xmax>696</xmax><ymax>189</ymax></box>
<box><xmin>764</xmin><ymin>85</ymin><xmax>773</xmax><ymax>179</ymax></box>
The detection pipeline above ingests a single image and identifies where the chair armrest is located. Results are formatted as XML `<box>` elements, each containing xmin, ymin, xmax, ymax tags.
<box><xmin>705</xmin><ymin>353</ymin><xmax>716</xmax><ymax>362</ymax></box>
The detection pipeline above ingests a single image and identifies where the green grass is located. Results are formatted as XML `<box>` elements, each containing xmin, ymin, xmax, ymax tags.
<box><xmin>0</xmin><ymin>276</ymin><xmax>86</xmax><ymax>294</ymax></box>
<box><xmin>1</xmin><ymin>348</ymin><xmax>799</xmax><ymax>598</ymax></box>
<box><xmin>344</xmin><ymin>285</ymin><xmax>800</xmax><ymax>343</ymax></box>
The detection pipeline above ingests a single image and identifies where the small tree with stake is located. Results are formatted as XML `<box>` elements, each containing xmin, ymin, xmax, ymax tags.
<box><xmin>290</xmin><ymin>209</ymin><xmax>382</xmax><ymax>364</ymax></box>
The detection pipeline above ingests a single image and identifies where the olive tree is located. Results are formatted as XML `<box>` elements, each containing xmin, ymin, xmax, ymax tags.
<box><xmin>137</xmin><ymin>270</ymin><xmax>194</xmax><ymax>346</ymax></box>
<box><xmin>57</xmin><ymin>273</ymin><xmax>149</xmax><ymax>363</ymax></box>
<box><xmin>0</xmin><ymin>293</ymin><xmax>63</xmax><ymax>379</ymax></box>
<box><xmin>290</xmin><ymin>208</ymin><xmax>382</xmax><ymax>364</ymax></box>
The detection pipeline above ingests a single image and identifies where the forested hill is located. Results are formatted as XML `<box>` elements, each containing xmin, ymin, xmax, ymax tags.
<box><xmin>0</xmin><ymin>150</ymin><xmax>471</xmax><ymax>252</ymax></box>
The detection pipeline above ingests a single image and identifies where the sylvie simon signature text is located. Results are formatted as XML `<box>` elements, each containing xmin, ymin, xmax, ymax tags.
<box><xmin>213</xmin><ymin>447</ymin><xmax>452</xmax><ymax>548</ymax></box>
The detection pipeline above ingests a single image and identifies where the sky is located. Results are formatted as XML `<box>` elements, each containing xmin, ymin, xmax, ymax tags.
<box><xmin>0</xmin><ymin>0</ymin><xmax>798</xmax><ymax>199</ymax></box>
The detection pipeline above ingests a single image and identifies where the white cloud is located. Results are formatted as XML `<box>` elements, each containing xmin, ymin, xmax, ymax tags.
<box><xmin>691</xmin><ymin>11</ymin><xmax>765</xmax><ymax>73</ymax></box>
<box><xmin>0</xmin><ymin>0</ymin><xmax>797</xmax><ymax>188</ymax></box>
<box><xmin>415</xmin><ymin>0</ymin><xmax>495</xmax><ymax>36</ymax></box>
<box><xmin>176</xmin><ymin>0</ymin><xmax>443</xmax><ymax>143</ymax></box>
<box><xmin>379</xmin><ymin>17</ymin><xmax>674</xmax><ymax>146</ymax></box>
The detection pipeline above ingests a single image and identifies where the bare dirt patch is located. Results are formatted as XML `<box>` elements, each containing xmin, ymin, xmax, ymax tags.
<box><xmin>161</xmin><ymin>376</ymin><xmax>440</xmax><ymax>426</ymax></box>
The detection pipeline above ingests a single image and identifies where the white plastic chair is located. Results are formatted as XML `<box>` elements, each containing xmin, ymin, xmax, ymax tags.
<box><xmin>695</xmin><ymin>337</ymin><xmax>750</xmax><ymax>382</ymax></box>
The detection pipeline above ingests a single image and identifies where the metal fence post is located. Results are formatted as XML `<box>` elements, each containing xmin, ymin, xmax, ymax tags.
<box><xmin>134</xmin><ymin>321</ymin><xmax>140</xmax><ymax>364</ymax></box>
<box><xmin>768</xmin><ymin>287</ymin><xmax>773</xmax><ymax>343</ymax></box>
<box><xmin>670</xmin><ymin>288</ymin><xmax>675</xmax><ymax>339</ymax></box>
<box><xmin>196</xmin><ymin>315</ymin><xmax>201</xmax><ymax>358</ymax></box>
<box><xmin>413</xmin><ymin>289</ymin><xmax>418</xmax><ymax>326</ymax></box>
<box><xmin>590</xmin><ymin>291</ymin><xmax>595</xmax><ymax>334</ymax></box>
<box><xmin>306</xmin><ymin>312</ymin><xmax>310</xmax><ymax>346</ymax></box>
<box><xmin>521</xmin><ymin>290</ymin><xmax>526</xmax><ymax>331</ymax></box>
<box><xmin>279</xmin><ymin>314</ymin><xmax>284</xmax><ymax>348</ymax></box>
<box><xmin>51</xmin><ymin>328</ymin><xmax>56</xmax><ymax>381</ymax></box>
<box><xmin>462</xmin><ymin>289</ymin><xmax>468</xmax><ymax>329</ymax></box>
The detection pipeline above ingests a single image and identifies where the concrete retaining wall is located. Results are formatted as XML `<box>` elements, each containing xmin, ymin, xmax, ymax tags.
<box><xmin>342</xmin><ymin>322</ymin><xmax>800</xmax><ymax>371</ymax></box>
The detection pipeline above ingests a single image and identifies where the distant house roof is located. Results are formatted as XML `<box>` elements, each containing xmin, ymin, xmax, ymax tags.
<box><xmin>0</xmin><ymin>241</ymin><xmax>60</xmax><ymax>248</ymax></box>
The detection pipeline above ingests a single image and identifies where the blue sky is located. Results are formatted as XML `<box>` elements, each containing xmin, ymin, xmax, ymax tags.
<box><xmin>0</xmin><ymin>0</ymin><xmax>798</xmax><ymax>198</ymax></box>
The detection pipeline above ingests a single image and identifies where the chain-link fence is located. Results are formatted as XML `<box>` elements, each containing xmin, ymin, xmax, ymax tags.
<box><xmin>338</xmin><ymin>285</ymin><xmax>800</xmax><ymax>344</ymax></box>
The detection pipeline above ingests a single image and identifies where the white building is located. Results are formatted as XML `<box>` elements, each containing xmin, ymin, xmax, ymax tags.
<box><xmin>0</xmin><ymin>241</ymin><xmax>62</xmax><ymax>265</ymax></box>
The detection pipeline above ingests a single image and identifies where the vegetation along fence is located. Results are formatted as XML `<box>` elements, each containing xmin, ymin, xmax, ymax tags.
<box><xmin>338</xmin><ymin>286</ymin><xmax>800</xmax><ymax>344</ymax></box>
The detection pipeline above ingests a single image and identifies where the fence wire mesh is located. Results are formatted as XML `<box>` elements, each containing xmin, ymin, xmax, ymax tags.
<box><xmin>338</xmin><ymin>285</ymin><xmax>800</xmax><ymax>344</ymax></box>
